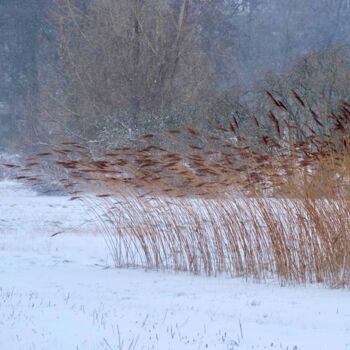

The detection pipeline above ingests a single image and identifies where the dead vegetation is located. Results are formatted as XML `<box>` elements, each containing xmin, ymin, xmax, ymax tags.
<box><xmin>4</xmin><ymin>92</ymin><xmax>350</xmax><ymax>288</ymax></box>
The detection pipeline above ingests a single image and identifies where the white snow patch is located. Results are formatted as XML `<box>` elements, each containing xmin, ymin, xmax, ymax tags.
<box><xmin>0</xmin><ymin>181</ymin><xmax>350</xmax><ymax>349</ymax></box>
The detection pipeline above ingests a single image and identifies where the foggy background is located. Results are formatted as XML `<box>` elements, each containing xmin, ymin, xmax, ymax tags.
<box><xmin>1</xmin><ymin>0</ymin><xmax>350</xmax><ymax>152</ymax></box>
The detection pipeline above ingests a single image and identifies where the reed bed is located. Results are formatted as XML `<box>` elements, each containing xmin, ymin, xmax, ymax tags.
<box><xmin>5</xmin><ymin>92</ymin><xmax>350</xmax><ymax>288</ymax></box>
<box><xmin>83</xmin><ymin>194</ymin><xmax>350</xmax><ymax>288</ymax></box>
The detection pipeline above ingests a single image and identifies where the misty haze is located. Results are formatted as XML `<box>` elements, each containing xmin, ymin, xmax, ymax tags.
<box><xmin>1</xmin><ymin>1</ymin><xmax>350</xmax><ymax>349</ymax></box>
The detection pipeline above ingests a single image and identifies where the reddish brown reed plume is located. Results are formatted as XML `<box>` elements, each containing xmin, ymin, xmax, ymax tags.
<box><xmin>4</xmin><ymin>93</ymin><xmax>350</xmax><ymax>288</ymax></box>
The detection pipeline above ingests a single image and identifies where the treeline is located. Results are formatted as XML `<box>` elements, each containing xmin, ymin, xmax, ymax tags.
<box><xmin>1</xmin><ymin>0</ymin><xmax>350</xmax><ymax>150</ymax></box>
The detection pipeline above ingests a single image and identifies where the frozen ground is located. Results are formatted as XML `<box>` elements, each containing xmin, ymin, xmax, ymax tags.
<box><xmin>0</xmin><ymin>181</ymin><xmax>350</xmax><ymax>349</ymax></box>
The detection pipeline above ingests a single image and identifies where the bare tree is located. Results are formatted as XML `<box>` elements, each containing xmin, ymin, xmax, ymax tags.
<box><xmin>48</xmin><ymin>0</ymin><xmax>217</xmax><ymax>139</ymax></box>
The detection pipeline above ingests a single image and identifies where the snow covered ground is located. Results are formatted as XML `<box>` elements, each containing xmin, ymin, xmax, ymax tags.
<box><xmin>1</xmin><ymin>181</ymin><xmax>350</xmax><ymax>349</ymax></box>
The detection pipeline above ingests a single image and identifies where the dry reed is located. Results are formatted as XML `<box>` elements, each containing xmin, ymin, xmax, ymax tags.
<box><xmin>5</xmin><ymin>93</ymin><xmax>350</xmax><ymax>288</ymax></box>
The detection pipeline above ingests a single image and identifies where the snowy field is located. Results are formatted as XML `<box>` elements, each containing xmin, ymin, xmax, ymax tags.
<box><xmin>1</xmin><ymin>181</ymin><xmax>350</xmax><ymax>349</ymax></box>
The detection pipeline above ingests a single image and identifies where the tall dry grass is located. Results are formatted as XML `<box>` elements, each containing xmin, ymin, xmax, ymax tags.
<box><xmin>4</xmin><ymin>93</ymin><xmax>350</xmax><ymax>288</ymax></box>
